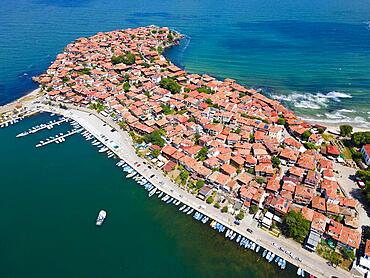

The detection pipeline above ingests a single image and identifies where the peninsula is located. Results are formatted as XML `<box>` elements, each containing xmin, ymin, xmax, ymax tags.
<box><xmin>2</xmin><ymin>26</ymin><xmax>370</xmax><ymax>278</ymax></box>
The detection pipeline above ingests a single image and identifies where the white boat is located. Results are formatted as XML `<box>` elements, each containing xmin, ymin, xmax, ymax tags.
<box><xmin>96</xmin><ymin>210</ymin><xmax>107</xmax><ymax>226</ymax></box>
<box><xmin>255</xmin><ymin>245</ymin><xmax>260</xmax><ymax>253</ymax></box>
<box><xmin>149</xmin><ymin>188</ymin><xmax>157</xmax><ymax>197</ymax></box>
<box><xmin>225</xmin><ymin>229</ymin><xmax>230</xmax><ymax>238</ymax></box>
<box><xmin>126</xmin><ymin>171</ymin><xmax>137</xmax><ymax>178</ymax></box>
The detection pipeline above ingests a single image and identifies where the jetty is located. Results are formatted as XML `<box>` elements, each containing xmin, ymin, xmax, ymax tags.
<box><xmin>16</xmin><ymin>117</ymin><xmax>69</xmax><ymax>138</ymax></box>
<box><xmin>35</xmin><ymin>127</ymin><xmax>83</xmax><ymax>148</ymax></box>
<box><xmin>38</xmin><ymin>105</ymin><xmax>348</xmax><ymax>278</ymax></box>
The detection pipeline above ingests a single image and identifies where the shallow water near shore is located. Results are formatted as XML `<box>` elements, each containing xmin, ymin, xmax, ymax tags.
<box><xmin>1</xmin><ymin>0</ymin><xmax>370</xmax><ymax>126</ymax></box>
<box><xmin>0</xmin><ymin>113</ymin><xmax>296</xmax><ymax>277</ymax></box>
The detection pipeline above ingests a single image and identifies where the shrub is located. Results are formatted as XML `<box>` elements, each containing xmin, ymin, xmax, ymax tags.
<box><xmin>159</xmin><ymin>77</ymin><xmax>181</xmax><ymax>93</ymax></box>
<box><xmin>206</xmin><ymin>196</ymin><xmax>214</xmax><ymax>204</ymax></box>
<box><xmin>249</xmin><ymin>204</ymin><xmax>258</xmax><ymax>215</ymax></box>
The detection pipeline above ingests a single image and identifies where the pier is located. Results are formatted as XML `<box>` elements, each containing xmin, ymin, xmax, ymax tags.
<box><xmin>37</xmin><ymin>104</ymin><xmax>348</xmax><ymax>278</ymax></box>
<box><xmin>16</xmin><ymin>117</ymin><xmax>69</xmax><ymax>138</ymax></box>
<box><xmin>36</xmin><ymin>128</ymin><xmax>83</xmax><ymax>148</ymax></box>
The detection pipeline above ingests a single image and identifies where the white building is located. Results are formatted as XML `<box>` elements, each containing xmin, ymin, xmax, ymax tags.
<box><xmin>361</xmin><ymin>144</ymin><xmax>370</xmax><ymax>165</ymax></box>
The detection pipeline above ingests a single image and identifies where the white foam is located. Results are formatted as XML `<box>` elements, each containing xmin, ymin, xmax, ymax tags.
<box><xmin>337</xmin><ymin>109</ymin><xmax>354</xmax><ymax>113</ymax></box>
<box><xmin>271</xmin><ymin>91</ymin><xmax>352</xmax><ymax>110</ymax></box>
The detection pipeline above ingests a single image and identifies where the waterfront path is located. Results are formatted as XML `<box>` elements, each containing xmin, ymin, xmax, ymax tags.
<box><xmin>39</xmin><ymin>103</ymin><xmax>350</xmax><ymax>278</ymax></box>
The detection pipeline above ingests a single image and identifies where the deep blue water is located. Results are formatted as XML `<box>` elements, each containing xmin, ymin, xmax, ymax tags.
<box><xmin>1</xmin><ymin>0</ymin><xmax>370</xmax><ymax>126</ymax></box>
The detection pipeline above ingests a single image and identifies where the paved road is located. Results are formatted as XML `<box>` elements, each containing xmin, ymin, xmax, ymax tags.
<box><xmin>41</xmin><ymin>104</ymin><xmax>350</xmax><ymax>278</ymax></box>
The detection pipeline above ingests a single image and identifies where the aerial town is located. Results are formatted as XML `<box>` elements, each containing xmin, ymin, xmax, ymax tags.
<box><xmin>30</xmin><ymin>25</ymin><xmax>370</xmax><ymax>276</ymax></box>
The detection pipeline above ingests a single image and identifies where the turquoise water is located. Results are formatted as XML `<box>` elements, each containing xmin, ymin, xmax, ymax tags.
<box><xmin>0</xmin><ymin>114</ymin><xmax>296</xmax><ymax>277</ymax></box>
<box><xmin>1</xmin><ymin>0</ymin><xmax>370</xmax><ymax>126</ymax></box>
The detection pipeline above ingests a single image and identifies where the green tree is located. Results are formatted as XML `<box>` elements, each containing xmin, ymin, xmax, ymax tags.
<box><xmin>195</xmin><ymin>180</ymin><xmax>205</xmax><ymax>190</ymax></box>
<box><xmin>339</xmin><ymin>247</ymin><xmax>355</xmax><ymax>261</ymax></box>
<box><xmin>77</xmin><ymin>68</ymin><xmax>91</xmax><ymax>75</ymax></box>
<box><xmin>301</xmin><ymin>130</ymin><xmax>312</xmax><ymax>141</ymax></box>
<box><xmin>221</xmin><ymin>206</ymin><xmax>228</xmax><ymax>213</ymax></box>
<box><xmin>277</xmin><ymin>117</ymin><xmax>286</xmax><ymax>125</ymax></box>
<box><xmin>111</xmin><ymin>52</ymin><xmax>136</xmax><ymax>65</ymax></box>
<box><xmin>151</xmin><ymin>149</ymin><xmax>160</xmax><ymax>158</ymax></box>
<box><xmin>179</xmin><ymin>170</ymin><xmax>189</xmax><ymax>185</ymax></box>
<box><xmin>340</xmin><ymin>125</ymin><xmax>353</xmax><ymax>137</ymax></box>
<box><xmin>236</xmin><ymin>211</ymin><xmax>245</xmax><ymax>220</ymax></box>
<box><xmin>144</xmin><ymin>130</ymin><xmax>165</xmax><ymax>147</ymax></box>
<box><xmin>194</xmin><ymin>133</ymin><xmax>201</xmax><ymax>145</ymax></box>
<box><xmin>249</xmin><ymin>204</ymin><xmax>259</xmax><ymax>215</ymax></box>
<box><xmin>304</xmin><ymin>142</ymin><xmax>317</xmax><ymax>150</ymax></box>
<box><xmin>351</xmin><ymin>132</ymin><xmax>370</xmax><ymax>147</ymax></box>
<box><xmin>352</xmin><ymin>151</ymin><xmax>363</xmax><ymax>161</ymax></box>
<box><xmin>196</xmin><ymin>146</ymin><xmax>208</xmax><ymax>161</ymax></box>
<box><xmin>159</xmin><ymin>77</ymin><xmax>181</xmax><ymax>93</ymax></box>
<box><xmin>282</xmin><ymin>210</ymin><xmax>310</xmax><ymax>243</ymax></box>
<box><xmin>197</xmin><ymin>86</ymin><xmax>214</xmax><ymax>94</ymax></box>
<box><xmin>205</xmin><ymin>98</ymin><xmax>213</xmax><ymax>105</ymax></box>
<box><xmin>214</xmin><ymin>202</ymin><xmax>221</xmax><ymax>209</ymax></box>
<box><xmin>123</xmin><ymin>82</ymin><xmax>130</xmax><ymax>92</ymax></box>
<box><xmin>271</xmin><ymin>156</ymin><xmax>281</xmax><ymax>168</ymax></box>
<box><xmin>206</xmin><ymin>196</ymin><xmax>214</xmax><ymax>204</ymax></box>
<box><xmin>256</xmin><ymin>177</ymin><xmax>265</xmax><ymax>185</ymax></box>
<box><xmin>160</xmin><ymin>104</ymin><xmax>174</xmax><ymax>115</ymax></box>
<box><xmin>329</xmin><ymin>252</ymin><xmax>342</xmax><ymax>267</ymax></box>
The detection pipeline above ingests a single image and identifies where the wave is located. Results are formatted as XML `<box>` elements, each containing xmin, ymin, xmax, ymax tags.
<box><xmin>270</xmin><ymin>91</ymin><xmax>352</xmax><ymax>110</ymax></box>
<box><xmin>302</xmin><ymin>108</ymin><xmax>370</xmax><ymax>128</ymax></box>
<box><xmin>337</xmin><ymin>109</ymin><xmax>354</xmax><ymax>113</ymax></box>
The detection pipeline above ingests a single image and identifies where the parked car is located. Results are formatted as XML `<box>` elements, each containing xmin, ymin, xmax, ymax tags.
<box><xmin>357</xmin><ymin>180</ymin><xmax>366</xmax><ymax>189</ymax></box>
<box><xmin>246</xmin><ymin>228</ymin><xmax>253</xmax><ymax>234</ymax></box>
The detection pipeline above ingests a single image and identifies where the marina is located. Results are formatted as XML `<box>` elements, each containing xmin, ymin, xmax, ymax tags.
<box><xmin>0</xmin><ymin>106</ymin><xmax>342</xmax><ymax>278</ymax></box>
<box><xmin>18</xmin><ymin>107</ymin><xmax>342</xmax><ymax>277</ymax></box>
<box><xmin>16</xmin><ymin>117</ymin><xmax>69</xmax><ymax>138</ymax></box>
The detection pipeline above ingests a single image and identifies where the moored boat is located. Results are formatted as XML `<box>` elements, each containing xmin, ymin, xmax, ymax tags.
<box><xmin>96</xmin><ymin>210</ymin><xmax>107</xmax><ymax>226</ymax></box>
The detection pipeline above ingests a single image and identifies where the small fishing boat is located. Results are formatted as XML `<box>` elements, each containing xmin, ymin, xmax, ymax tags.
<box><xmin>149</xmin><ymin>188</ymin><xmax>157</xmax><ymax>197</ymax></box>
<box><xmin>262</xmin><ymin>250</ymin><xmax>267</xmax><ymax>258</ymax></box>
<box><xmin>255</xmin><ymin>245</ymin><xmax>260</xmax><ymax>253</ymax></box>
<box><xmin>96</xmin><ymin>210</ymin><xmax>107</xmax><ymax>226</ymax></box>
<box><xmin>187</xmin><ymin>208</ymin><xmax>194</xmax><ymax>215</ymax></box>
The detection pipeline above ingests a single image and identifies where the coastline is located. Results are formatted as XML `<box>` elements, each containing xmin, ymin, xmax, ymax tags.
<box><xmin>37</xmin><ymin>103</ymin><xmax>348</xmax><ymax>278</ymax></box>
<box><xmin>1</xmin><ymin>25</ymin><xmax>367</xmax><ymax>278</ymax></box>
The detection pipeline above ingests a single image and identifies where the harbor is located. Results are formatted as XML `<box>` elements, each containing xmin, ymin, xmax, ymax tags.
<box><xmin>0</xmin><ymin>97</ymin><xmax>350</xmax><ymax>278</ymax></box>
<box><xmin>0</xmin><ymin>111</ymin><xmax>294</xmax><ymax>278</ymax></box>
<box><xmin>30</xmin><ymin>103</ymin><xmax>347</xmax><ymax>278</ymax></box>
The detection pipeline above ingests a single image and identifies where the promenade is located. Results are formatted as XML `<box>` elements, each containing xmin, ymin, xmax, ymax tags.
<box><xmin>38</xmin><ymin>103</ymin><xmax>351</xmax><ymax>278</ymax></box>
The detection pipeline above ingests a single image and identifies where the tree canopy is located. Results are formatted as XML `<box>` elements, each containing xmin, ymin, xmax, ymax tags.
<box><xmin>197</xmin><ymin>86</ymin><xmax>215</xmax><ymax>94</ymax></box>
<box><xmin>159</xmin><ymin>77</ymin><xmax>181</xmax><ymax>93</ymax></box>
<box><xmin>144</xmin><ymin>129</ymin><xmax>166</xmax><ymax>147</ymax></box>
<box><xmin>282</xmin><ymin>210</ymin><xmax>310</xmax><ymax>243</ymax></box>
<box><xmin>340</xmin><ymin>125</ymin><xmax>353</xmax><ymax>137</ymax></box>
<box><xmin>351</xmin><ymin>132</ymin><xmax>370</xmax><ymax>147</ymax></box>
<box><xmin>111</xmin><ymin>52</ymin><xmax>136</xmax><ymax>65</ymax></box>
<box><xmin>301</xmin><ymin>130</ymin><xmax>312</xmax><ymax>141</ymax></box>
<box><xmin>271</xmin><ymin>156</ymin><xmax>281</xmax><ymax>168</ymax></box>
<box><xmin>195</xmin><ymin>146</ymin><xmax>208</xmax><ymax>161</ymax></box>
<box><xmin>277</xmin><ymin>117</ymin><xmax>286</xmax><ymax>125</ymax></box>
